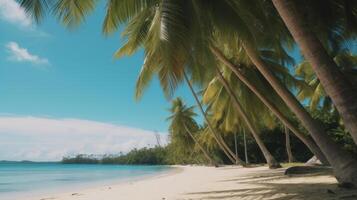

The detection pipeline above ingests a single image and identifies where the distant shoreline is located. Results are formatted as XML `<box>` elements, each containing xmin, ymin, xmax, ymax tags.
<box><xmin>0</xmin><ymin>160</ymin><xmax>60</xmax><ymax>163</ymax></box>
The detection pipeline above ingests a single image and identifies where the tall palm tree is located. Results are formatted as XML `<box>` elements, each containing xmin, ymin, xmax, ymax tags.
<box><xmin>203</xmin><ymin>68</ymin><xmax>281</xmax><ymax>168</ymax></box>
<box><xmin>217</xmin><ymin>70</ymin><xmax>281</xmax><ymax>168</ymax></box>
<box><xmin>183</xmin><ymin>71</ymin><xmax>244</xmax><ymax>165</ymax></box>
<box><xmin>271</xmin><ymin>0</ymin><xmax>357</xmax><ymax>144</ymax></box>
<box><xmin>167</xmin><ymin>98</ymin><xmax>216</xmax><ymax>165</ymax></box>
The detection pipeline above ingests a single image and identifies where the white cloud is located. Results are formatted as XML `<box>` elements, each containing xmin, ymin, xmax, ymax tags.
<box><xmin>6</xmin><ymin>41</ymin><xmax>50</xmax><ymax>65</ymax></box>
<box><xmin>0</xmin><ymin>0</ymin><xmax>32</xmax><ymax>28</ymax></box>
<box><xmin>0</xmin><ymin>116</ymin><xmax>168</xmax><ymax>161</ymax></box>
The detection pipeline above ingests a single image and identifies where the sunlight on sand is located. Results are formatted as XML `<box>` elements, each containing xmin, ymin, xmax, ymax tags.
<box><xmin>25</xmin><ymin>166</ymin><xmax>357</xmax><ymax>200</ymax></box>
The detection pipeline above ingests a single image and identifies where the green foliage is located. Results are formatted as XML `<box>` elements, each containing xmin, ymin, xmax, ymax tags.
<box><xmin>165</xmin><ymin>98</ymin><xmax>213</xmax><ymax>164</ymax></box>
<box><xmin>20</xmin><ymin>0</ymin><xmax>97</xmax><ymax>27</ymax></box>
<box><xmin>101</xmin><ymin>147</ymin><xmax>168</xmax><ymax>165</ymax></box>
<box><xmin>311</xmin><ymin>110</ymin><xmax>357</xmax><ymax>157</ymax></box>
<box><xmin>62</xmin><ymin>147</ymin><xmax>169</xmax><ymax>165</ymax></box>
<box><xmin>62</xmin><ymin>154</ymin><xmax>100</xmax><ymax>164</ymax></box>
<box><xmin>296</xmin><ymin>48</ymin><xmax>357</xmax><ymax>112</ymax></box>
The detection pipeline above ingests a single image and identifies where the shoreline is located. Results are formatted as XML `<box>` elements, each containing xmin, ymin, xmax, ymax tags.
<box><xmin>14</xmin><ymin>165</ymin><xmax>357</xmax><ymax>200</ymax></box>
<box><xmin>5</xmin><ymin>165</ymin><xmax>179</xmax><ymax>200</ymax></box>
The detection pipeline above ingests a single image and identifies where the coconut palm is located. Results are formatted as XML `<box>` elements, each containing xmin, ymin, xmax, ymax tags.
<box><xmin>271</xmin><ymin>0</ymin><xmax>357</xmax><ymax>144</ymax></box>
<box><xmin>217</xmin><ymin>70</ymin><xmax>281</xmax><ymax>168</ymax></box>
<box><xmin>183</xmin><ymin>72</ymin><xmax>244</xmax><ymax>165</ymax></box>
<box><xmin>202</xmin><ymin>68</ymin><xmax>281</xmax><ymax>168</ymax></box>
<box><xmin>167</xmin><ymin>98</ymin><xmax>216</xmax><ymax>165</ymax></box>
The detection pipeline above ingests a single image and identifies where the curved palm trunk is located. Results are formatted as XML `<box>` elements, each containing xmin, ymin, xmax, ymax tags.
<box><xmin>272</xmin><ymin>0</ymin><xmax>357</xmax><ymax>145</ymax></box>
<box><xmin>183</xmin><ymin>71</ymin><xmax>245</xmax><ymax>165</ymax></box>
<box><xmin>210</xmin><ymin>46</ymin><xmax>329</xmax><ymax>165</ymax></box>
<box><xmin>242</xmin><ymin>43</ymin><xmax>357</xmax><ymax>186</ymax></box>
<box><xmin>216</xmin><ymin>69</ymin><xmax>281</xmax><ymax>168</ymax></box>
<box><xmin>285</xmin><ymin>126</ymin><xmax>294</xmax><ymax>163</ymax></box>
<box><xmin>183</xmin><ymin>124</ymin><xmax>217</xmax><ymax>166</ymax></box>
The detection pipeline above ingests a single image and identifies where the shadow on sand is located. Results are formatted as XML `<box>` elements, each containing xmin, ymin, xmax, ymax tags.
<box><xmin>184</xmin><ymin>168</ymin><xmax>357</xmax><ymax>200</ymax></box>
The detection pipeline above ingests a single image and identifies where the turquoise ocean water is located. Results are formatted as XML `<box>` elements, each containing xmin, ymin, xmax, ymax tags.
<box><xmin>0</xmin><ymin>162</ymin><xmax>171</xmax><ymax>200</ymax></box>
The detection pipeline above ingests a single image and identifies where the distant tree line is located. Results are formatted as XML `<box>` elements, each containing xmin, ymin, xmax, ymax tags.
<box><xmin>62</xmin><ymin>109</ymin><xmax>357</xmax><ymax>165</ymax></box>
<box><xmin>62</xmin><ymin>147</ymin><xmax>168</xmax><ymax>165</ymax></box>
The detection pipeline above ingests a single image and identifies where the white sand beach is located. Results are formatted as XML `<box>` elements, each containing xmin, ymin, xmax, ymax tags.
<box><xmin>24</xmin><ymin>166</ymin><xmax>357</xmax><ymax>200</ymax></box>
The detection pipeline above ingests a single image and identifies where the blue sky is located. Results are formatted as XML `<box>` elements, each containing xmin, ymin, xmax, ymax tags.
<box><xmin>0</xmin><ymin>0</ymin><xmax>195</xmax><ymax>161</ymax></box>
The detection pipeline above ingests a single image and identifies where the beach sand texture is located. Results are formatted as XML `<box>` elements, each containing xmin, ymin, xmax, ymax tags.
<box><xmin>26</xmin><ymin>166</ymin><xmax>357</xmax><ymax>200</ymax></box>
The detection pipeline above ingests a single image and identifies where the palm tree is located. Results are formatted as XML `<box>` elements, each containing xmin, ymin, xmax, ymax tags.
<box><xmin>183</xmin><ymin>71</ymin><xmax>244</xmax><ymax>165</ymax></box>
<box><xmin>271</xmin><ymin>0</ymin><xmax>357</xmax><ymax>144</ymax></box>
<box><xmin>203</xmin><ymin>68</ymin><xmax>281</xmax><ymax>168</ymax></box>
<box><xmin>167</xmin><ymin>98</ymin><xmax>216</xmax><ymax>165</ymax></box>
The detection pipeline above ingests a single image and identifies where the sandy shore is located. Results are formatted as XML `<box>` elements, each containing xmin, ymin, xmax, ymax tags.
<box><xmin>24</xmin><ymin>165</ymin><xmax>357</xmax><ymax>200</ymax></box>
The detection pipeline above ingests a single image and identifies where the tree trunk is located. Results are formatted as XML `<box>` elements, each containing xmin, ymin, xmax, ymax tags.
<box><xmin>272</xmin><ymin>0</ymin><xmax>357</xmax><ymax>146</ymax></box>
<box><xmin>210</xmin><ymin>46</ymin><xmax>329</xmax><ymax>165</ymax></box>
<box><xmin>285</xmin><ymin>126</ymin><xmax>294</xmax><ymax>163</ymax></box>
<box><xmin>183</xmin><ymin>71</ymin><xmax>245</xmax><ymax>165</ymax></box>
<box><xmin>216</xmin><ymin>69</ymin><xmax>281</xmax><ymax>168</ymax></box>
<box><xmin>243</xmin><ymin>129</ymin><xmax>249</xmax><ymax>164</ymax></box>
<box><xmin>242</xmin><ymin>42</ymin><xmax>357</xmax><ymax>186</ymax></box>
<box><xmin>183</xmin><ymin>124</ymin><xmax>217</xmax><ymax>166</ymax></box>
<box><xmin>234</xmin><ymin>132</ymin><xmax>239</xmax><ymax>165</ymax></box>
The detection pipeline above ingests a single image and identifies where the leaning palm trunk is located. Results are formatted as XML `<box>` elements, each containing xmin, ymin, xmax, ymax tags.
<box><xmin>242</xmin><ymin>43</ymin><xmax>357</xmax><ymax>186</ymax></box>
<box><xmin>272</xmin><ymin>0</ymin><xmax>357</xmax><ymax>146</ymax></box>
<box><xmin>183</xmin><ymin>71</ymin><xmax>245</xmax><ymax>165</ymax></box>
<box><xmin>285</xmin><ymin>126</ymin><xmax>294</xmax><ymax>163</ymax></box>
<box><xmin>210</xmin><ymin>46</ymin><xmax>329</xmax><ymax>165</ymax></box>
<box><xmin>216</xmin><ymin>69</ymin><xmax>281</xmax><ymax>168</ymax></box>
<box><xmin>183</xmin><ymin>124</ymin><xmax>217</xmax><ymax>166</ymax></box>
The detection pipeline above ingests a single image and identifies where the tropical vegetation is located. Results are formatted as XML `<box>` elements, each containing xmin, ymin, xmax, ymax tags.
<box><xmin>21</xmin><ymin>0</ymin><xmax>357</xmax><ymax>187</ymax></box>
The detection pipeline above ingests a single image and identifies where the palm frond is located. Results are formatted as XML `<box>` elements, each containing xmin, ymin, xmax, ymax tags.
<box><xmin>53</xmin><ymin>0</ymin><xmax>97</xmax><ymax>28</ymax></box>
<box><xmin>102</xmin><ymin>0</ymin><xmax>158</xmax><ymax>35</ymax></box>
<box><xmin>20</xmin><ymin>0</ymin><xmax>51</xmax><ymax>23</ymax></box>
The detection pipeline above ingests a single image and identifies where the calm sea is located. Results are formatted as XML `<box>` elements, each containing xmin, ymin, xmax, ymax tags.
<box><xmin>0</xmin><ymin>162</ymin><xmax>171</xmax><ymax>200</ymax></box>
